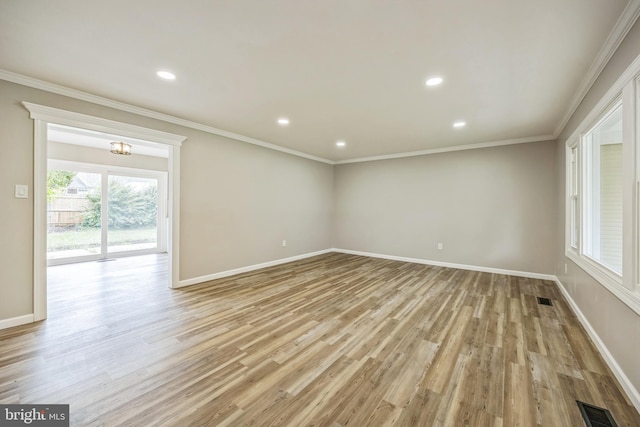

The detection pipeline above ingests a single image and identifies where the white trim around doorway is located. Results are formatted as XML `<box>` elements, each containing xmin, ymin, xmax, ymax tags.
<box><xmin>23</xmin><ymin>102</ymin><xmax>187</xmax><ymax>322</ymax></box>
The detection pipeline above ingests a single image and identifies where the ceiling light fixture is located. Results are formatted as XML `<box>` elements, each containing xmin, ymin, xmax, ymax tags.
<box><xmin>277</xmin><ymin>118</ymin><xmax>290</xmax><ymax>126</ymax></box>
<box><xmin>110</xmin><ymin>141</ymin><xmax>132</xmax><ymax>155</ymax></box>
<box><xmin>156</xmin><ymin>70</ymin><xmax>176</xmax><ymax>80</ymax></box>
<box><xmin>425</xmin><ymin>76</ymin><xmax>443</xmax><ymax>87</ymax></box>
<box><xmin>336</xmin><ymin>141</ymin><xmax>346</xmax><ymax>148</ymax></box>
<box><xmin>453</xmin><ymin>121</ymin><xmax>466</xmax><ymax>128</ymax></box>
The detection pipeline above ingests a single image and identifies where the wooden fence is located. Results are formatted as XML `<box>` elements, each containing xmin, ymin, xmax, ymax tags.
<box><xmin>48</xmin><ymin>196</ymin><xmax>90</xmax><ymax>228</ymax></box>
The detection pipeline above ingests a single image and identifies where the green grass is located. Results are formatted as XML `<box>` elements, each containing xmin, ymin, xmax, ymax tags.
<box><xmin>47</xmin><ymin>227</ymin><xmax>156</xmax><ymax>251</ymax></box>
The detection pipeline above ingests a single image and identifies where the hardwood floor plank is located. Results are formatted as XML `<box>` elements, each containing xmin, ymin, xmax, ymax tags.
<box><xmin>311</xmin><ymin>356</ymin><xmax>382</xmax><ymax>427</ymax></box>
<box><xmin>264</xmin><ymin>356</ymin><xmax>365</xmax><ymax>427</ymax></box>
<box><xmin>503</xmin><ymin>361</ymin><xmax>536</xmax><ymax>427</ymax></box>
<box><xmin>383</xmin><ymin>339</ymin><xmax>439</xmax><ymax>408</ymax></box>
<box><xmin>528</xmin><ymin>351</ymin><xmax>574</xmax><ymax>426</ymax></box>
<box><xmin>0</xmin><ymin>252</ymin><xmax>637</xmax><ymax>425</ymax></box>
<box><xmin>421</xmin><ymin>306</ymin><xmax>473</xmax><ymax>394</ymax></box>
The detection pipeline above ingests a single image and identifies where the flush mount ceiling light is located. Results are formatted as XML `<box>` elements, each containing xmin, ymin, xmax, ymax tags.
<box><xmin>156</xmin><ymin>70</ymin><xmax>176</xmax><ymax>80</ymax></box>
<box><xmin>453</xmin><ymin>121</ymin><xmax>467</xmax><ymax>128</ymax></box>
<box><xmin>425</xmin><ymin>76</ymin><xmax>443</xmax><ymax>87</ymax></box>
<box><xmin>110</xmin><ymin>141</ymin><xmax>132</xmax><ymax>155</ymax></box>
<box><xmin>336</xmin><ymin>140</ymin><xmax>346</xmax><ymax>148</ymax></box>
<box><xmin>277</xmin><ymin>118</ymin><xmax>290</xmax><ymax>126</ymax></box>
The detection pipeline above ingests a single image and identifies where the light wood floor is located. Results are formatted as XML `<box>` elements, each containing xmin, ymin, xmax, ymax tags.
<box><xmin>0</xmin><ymin>253</ymin><xmax>638</xmax><ymax>426</ymax></box>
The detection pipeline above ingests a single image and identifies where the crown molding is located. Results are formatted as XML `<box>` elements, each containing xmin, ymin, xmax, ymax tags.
<box><xmin>2</xmin><ymin>70</ymin><xmax>560</xmax><ymax>166</ymax></box>
<box><xmin>565</xmin><ymin>50</ymin><xmax>640</xmax><ymax>145</ymax></box>
<box><xmin>333</xmin><ymin>134</ymin><xmax>555</xmax><ymax>165</ymax></box>
<box><xmin>553</xmin><ymin>0</ymin><xmax>640</xmax><ymax>139</ymax></box>
<box><xmin>0</xmin><ymin>69</ymin><xmax>334</xmax><ymax>165</ymax></box>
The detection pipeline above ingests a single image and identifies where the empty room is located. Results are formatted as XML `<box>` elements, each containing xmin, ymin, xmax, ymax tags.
<box><xmin>1</xmin><ymin>1</ymin><xmax>640</xmax><ymax>426</ymax></box>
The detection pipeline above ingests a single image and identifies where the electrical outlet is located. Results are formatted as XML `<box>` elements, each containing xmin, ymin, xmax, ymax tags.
<box><xmin>282</xmin><ymin>240</ymin><xmax>287</xmax><ymax>247</ymax></box>
<box><xmin>437</xmin><ymin>242</ymin><xmax>443</xmax><ymax>250</ymax></box>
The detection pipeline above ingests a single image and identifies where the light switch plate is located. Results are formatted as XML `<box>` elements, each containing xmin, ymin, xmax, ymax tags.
<box><xmin>15</xmin><ymin>184</ymin><xmax>28</xmax><ymax>199</ymax></box>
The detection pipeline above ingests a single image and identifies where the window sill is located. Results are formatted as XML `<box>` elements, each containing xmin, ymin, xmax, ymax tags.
<box><xmin>565</xmin><ymin>249</ymin><xmax>640</xmax><ymax>316</ymax></box>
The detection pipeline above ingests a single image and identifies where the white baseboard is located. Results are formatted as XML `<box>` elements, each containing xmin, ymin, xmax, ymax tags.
<box><xmin>0</xmin><ymin>314</ymin><xmax>34</xmax><ymax>331</ymax></box>
<box><xmin>177</xmin><ymin>249</ymin><xmax>333</xmax><ymax>288</ymax></box>
<box><xmin>331</xmin><ymin>248</ymin><xmax>556</xmax><ymax>281</ymax></box>
<box><xmin>554</xmin><ymin>277</ymin><xmax>640</xmax><ymax>412</ymax></box>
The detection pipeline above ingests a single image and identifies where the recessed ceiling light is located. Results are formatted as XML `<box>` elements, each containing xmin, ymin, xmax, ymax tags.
<box><xmin>453</xmin><ymin>121</ymin><xmax>466</xmax><ymax>128</ymax></box>
<box><xmin>156</xmin><ymin>70</ymin><xmax>176</xmax><ymax>80</ymax></box>
<box><xmin>336</xmin><ymin>141</ymin><xmax>346</xmax><ymax>148</ymax></box>
<box><xmin>277</xmin><ymin>118</ymin><xmax>290</xmax><ymax>126</ymax></box>
<box><xmin>425</xmin><ymin>76</ymin><xmax>443</xmax><ymax>87</ymax></box>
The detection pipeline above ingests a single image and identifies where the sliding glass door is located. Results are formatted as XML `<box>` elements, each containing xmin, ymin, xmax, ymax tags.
<box><xmin>47</xmin><ymin>170</ymin><xmax>102</xmax><ymax>260</ymax></box>
<box><xmin>47</xmin><ymin>160</ymin><xmax>167</xmax><ymax>265</ymax></box>
<box><xmin>107</xmin><ymin>175</ymin><xmax>159</xmax><ymax>253</ymax></box>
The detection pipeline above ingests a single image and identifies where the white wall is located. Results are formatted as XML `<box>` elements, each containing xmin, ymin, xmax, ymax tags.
<box><xmin>334</xmin><ymin>141</ymin><xmax>556</xmax><ymax>274</ymax></box>
<box><xmin>555</xmin><ymin>18</ymin><xmax>640</xmax><ymax>400</ymax></box>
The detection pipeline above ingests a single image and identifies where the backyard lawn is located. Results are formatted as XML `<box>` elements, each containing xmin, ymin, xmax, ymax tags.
<box><xmin>47</xmin><ymin>227</ymin><xmax>156</xmax><ymax>251</ymax></box>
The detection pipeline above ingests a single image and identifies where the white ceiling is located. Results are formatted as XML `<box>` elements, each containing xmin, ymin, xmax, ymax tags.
<box><xmin>0</xmin><ymin>0</ymin><xmax>635</xmax><ymax>162</ymax></box>
<box><xmin>48</xmin><ymin>124</ymin><xmax>170</xmax><ymax>158</ymax></box>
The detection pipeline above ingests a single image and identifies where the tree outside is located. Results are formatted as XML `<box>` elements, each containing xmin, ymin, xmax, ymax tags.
<box><xmin>82</xmin><ymin>179</ymin><xmax>158</xmax><ymax>230</ymax></box>
<box><xmin>47</xmin><ymin>170</ymin><xmax>76</xmax><ymax>201</ymax></box>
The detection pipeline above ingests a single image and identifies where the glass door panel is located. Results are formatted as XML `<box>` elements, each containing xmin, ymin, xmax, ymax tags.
<box><xmin>47</xmin><ymin>170</ymin><xmax>102</xmax><ymax>260</ymax></box>
<box><xmin>107</xmin><ymin>175</ymin><xmax>159</xmax><ymax>253</ymax></box>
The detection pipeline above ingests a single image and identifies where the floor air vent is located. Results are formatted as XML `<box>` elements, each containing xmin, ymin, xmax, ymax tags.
<box><xmin>537</xmin><ymin>297</ymin><xmax>553</xmax><ymax>306</ymax></box>
<box><xmin>577</xmin><ymin>401</ymin><xmax>618</xmax><ymax>427</ymax></box>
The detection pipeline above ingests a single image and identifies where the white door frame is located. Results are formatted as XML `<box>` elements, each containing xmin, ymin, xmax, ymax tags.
<box><xmin>23</xmin><ymin>102</ymin><xmax>186</xmax><ymax>321</ymax></box>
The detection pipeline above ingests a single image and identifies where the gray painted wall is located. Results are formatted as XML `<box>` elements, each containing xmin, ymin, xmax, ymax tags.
<box><xmin>555</xmin><ymin>19</ymin><xmax>640</xmax><ymax>395</ymax></box>
<box><xmin>0</xmin><ymin>79</ymin><xmax>333</xmax><ymax>319</ymax></box>
<box><xmin>334</xmin><ymin>141</ymin><xmax>556</xmax><ymax>274</ymax></box>
<box><xmin>179</xmin><ymin>131</ymin><xmax>333</xmax><ymax>279</ymax></box>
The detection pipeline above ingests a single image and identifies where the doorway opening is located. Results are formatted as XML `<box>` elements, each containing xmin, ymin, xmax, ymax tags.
<box><xmin>25</xmin><ymin>102</ymin><xmax>186</xmax><ymax>322</ymax></box>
